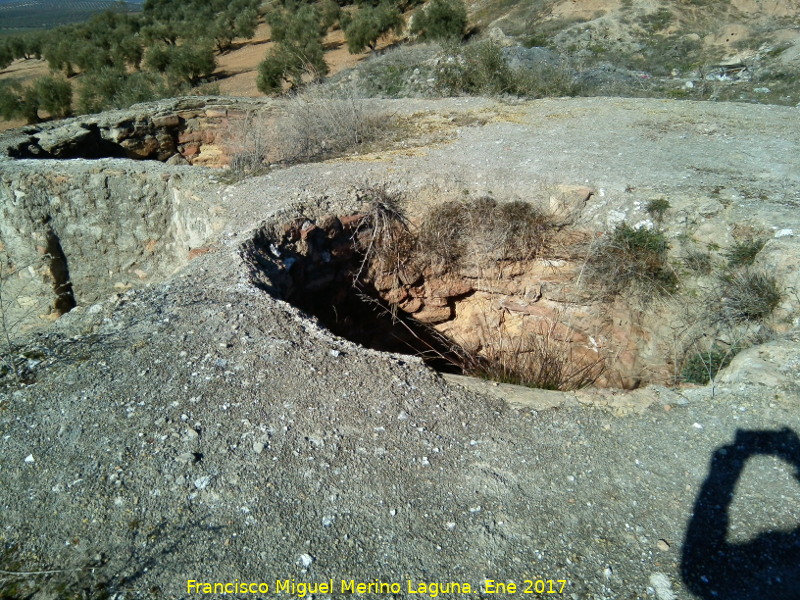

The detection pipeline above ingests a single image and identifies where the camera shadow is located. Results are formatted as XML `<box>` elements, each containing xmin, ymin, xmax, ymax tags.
<box><xmin>681</xmin><ymin>427</ymin><xmax>800</xmax><ymax>599</ymax></box>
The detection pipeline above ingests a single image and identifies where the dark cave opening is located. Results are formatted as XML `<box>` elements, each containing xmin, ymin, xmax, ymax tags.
<box><xmin>44</xmin><ymin>226</ymin><xmax>76</xmax><ymax>315</ymax></box>
<box><xmin>242</xmin><ymin>197</ymin><xmax>671</xmax><ymax>391</ymax></box>
<box><xmin>243</xmin><ymin>214</ymin><xmax>466</xmax><ymax>373</ymax></box>
<box><xmin>9</xmin><ymin>124</ymin><xmax>133</xmax><ymax>160</ymax></box>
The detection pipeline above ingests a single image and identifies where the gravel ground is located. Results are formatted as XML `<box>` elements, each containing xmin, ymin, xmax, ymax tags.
<box><xmin>1</xmin><ymin>97</ymin><xmax>799</xmax><ymax>600</ymax></box>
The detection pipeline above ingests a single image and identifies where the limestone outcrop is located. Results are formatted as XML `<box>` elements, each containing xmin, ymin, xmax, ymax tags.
<box><xmin>1</xmin><ymin>96</ymin><xmax>272</xmax><ymax>167</ymax></box>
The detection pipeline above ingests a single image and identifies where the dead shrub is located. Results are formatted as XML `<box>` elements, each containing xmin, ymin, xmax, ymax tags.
<box><xmin>682</xmin><ymin>249</ymin><xmax>713</xmax><ymax>275</ymax></box>
<box><xmin>416</xmin><ymin>197</ymin><xmax>551</xmax><ymax>273</ymax></box>
<box><xmin>222</xmin><ymin>112</ymin><xmax>272</xmax><ymax>175</ymax></box>
<box><xmin>352</xmin><ymin>186</ymin><xmax>415</xmax><ymax>280</ymax></box>
<box><xmin>494</xmin><ymin>200</ymin><xmax>551</xmax><ymax>259</ymax></box>
<box><xmin>415</xmin><ymin>201</ymin><xmax>468</xmax><ymax>272</ymax></box>
<box><xmin>276</xmin><ymin>86</ymin><xmax>389</xmax><ymax>162</ymax></box>
<box><xmin>463</xmin><ymin>197</ymin><xmax>550</xmax><ymax>263</ymax></box>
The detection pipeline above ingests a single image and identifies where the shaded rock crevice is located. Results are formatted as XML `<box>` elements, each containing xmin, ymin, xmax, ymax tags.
<box><xmin>43</xmin><ymin>222</ymin><xmax>76</xmax><ymax>316</ymax></box>
<box><xmin>1</xmin><ymin>97</ymin><xmax>273</xmax><ymax>167</ymax></box>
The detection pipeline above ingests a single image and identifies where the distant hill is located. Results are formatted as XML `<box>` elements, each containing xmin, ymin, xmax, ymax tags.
<box><xmin>0</xmin><ymin>0</ymin><xmax>143</xmax><ymax>33</ymax></box>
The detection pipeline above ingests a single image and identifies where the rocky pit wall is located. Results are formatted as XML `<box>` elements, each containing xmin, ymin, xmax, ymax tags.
<box><xmin>243</xmin><ymin>201</ymin><xmax>800</xmax><ymax>391</ymax></box>
<box><xmin>3</xmin><ymin>95</ymin><xmax>800</xmax><ymax>380</ymax></box>
<box><xmin>242</xmin><ymin>209</ymin><xmax>661</xmax><ymax>389</ymax></box>
<box><xmin>0</xmin><ymin>162</ymin><xmax>224</xmax><ymax>335</ymax></box>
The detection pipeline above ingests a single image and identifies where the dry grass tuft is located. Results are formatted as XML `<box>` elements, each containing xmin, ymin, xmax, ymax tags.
<box><xmin>724</xmin><ymin>237</ymin><xmax>766</xmax><ymax>268</ymax></box>
<box><xmin>352</xmin><ymin>186</ymin><xmax>415</xmax><ymax>280</ymax></box>
<box><xmin>466</xmin><ymin>327</ymin><xmax>606</xmax><ymax>391</ymax></box>
<box><xmin>276</xmin><ymin>86</ymin><xmax>390</xmax><ymax>163</ymax></box>
<box><xmin>223</xmin><ymin>112</ymin><xmax>272</xmax><ymax>175</ymax></box>
<box><xmin>718</xmin><ymin>269</ymin><xmax>782</xmax><ymax>323</ymax></box>
<box><xmin>415</xmin><ymin>201</ymin><xmax>468</xmax><ymax>272</ymax></box>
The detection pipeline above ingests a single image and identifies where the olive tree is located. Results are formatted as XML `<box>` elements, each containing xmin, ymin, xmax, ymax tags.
<box><xmin>342</xmin><ymin>2</ymin><xmax>404</xmax><ymax>54</ymax></box>
<box><xmin>410</xmin><ymin>0</ymin><xmax>467</xmax><ymax>41</ymax></box>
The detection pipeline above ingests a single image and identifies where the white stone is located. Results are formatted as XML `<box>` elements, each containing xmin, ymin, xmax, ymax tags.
<box><xmin>648</xmin><ymin>573</ymin><xmax>676</xmax><ymax>600</ymax></box>
<box><xmin>299</xmin><ymin>553</ymin><xmax>313</xmax><ymax>568</ymax></box>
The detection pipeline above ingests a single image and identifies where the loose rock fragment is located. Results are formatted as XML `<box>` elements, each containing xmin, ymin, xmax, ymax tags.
<box><xmin>648</xmin><ymin>573</ymin><xmax>676</xmax><ymax>600</ymax></box>
<box><xmin>299</xmin><ymin>553</ymin><xmax>313</xmax><ymax>568</ymax></box>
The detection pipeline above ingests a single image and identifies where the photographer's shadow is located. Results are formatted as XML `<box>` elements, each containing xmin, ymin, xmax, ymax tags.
<box><xmin>681</xmin><ymin>427</ymin><xmax>800</xmax><ymax>599</ymax></box>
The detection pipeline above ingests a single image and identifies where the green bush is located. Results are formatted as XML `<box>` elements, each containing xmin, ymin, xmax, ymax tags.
<box><xmin>343</xmin><ymin>2</ymin><xmax>404</xmax><ymax>54</ymax></box>
<box><xmin>209</xmin><ymin>0</ymin><xmax>260</xmax><ymax>51</ymax></box>
<box><xmin>410</xmin><ymin>0</ymin><xmax>467</xmax><ymax>41</ymax></box>
<box><xmin>319</xmin><ymin>0</ymin><xmax>341</xmax><ymax>30</ymax></box>
<box><xmin>144</xmin><ymin>40</ymin><xmax>216</xmax><ymax>84</ymax></box>
<box><xmin>435</xmin><ymin>40</ymin><xmax>516</xmax><ymax>95</ymax></box>
<box><xmin>0</xmin><ymin>80</ymin><xmax>40</xmax><ymax>123</ymax></box>
<box><xmin>464</xmin><ymin>41</ymin><xmax>515</xmax><ymax>94</ymax></box>
<box><xmin>0</xmin><ymin>44</ymin><xmax>14</xmax><ymax>71</ymax></box>
<box><xmin>257</xmin><ymin>46</ymin><xmax>295</xmax><ymax>94</ymax></box>
<box><xmin>637</xmin><ymin>8</ymin><xmax>674</xmax><ymax>34</ymax></box>
<box><xmin>267</xmin><ymin>3</ymin><xmax>327</xmax><ymax>44</ymax></box>
<box><xmin>166</xmin><ymin>41</ymin><xmax>216</xmax><ymax>84</ymax></box>
<box><xmin>0</xmin><ymin>76</ymin><xmax>72</xmax><ymax>123</ymax></box>
<box><xmin>35</xmin><ymin>76</ymin><xmax>72</xmax><ymax>119</ymax></box>
<box><xmin>143</xmin><ymin>43</ymin><xmax>171</xmax><ymax>73</ymax></box>
<box><xmin>43</xmin><ymin>34</ymin><xmax>78</xmax><ymax>76</ymax></box>
<box><xmin>434</xmin><ymin>40</ymin><xmax>579</xmax><ymax>98</ymax></box>
<box><xmin>142</xmin><ymin>0</ymin><xmax>262</xmax><ymax>53</ymax></box>
<box><xmin>259</xmin><ymin>3</ymin><xmax>329</xmax><ymax>94</ymax></box>
<box><xmin>586</xmin><ymin>222</ymin><xmax>678</xmax><ymax>297</ymax></box>
<box><xmin>78</xmin><ymin>68</ymin><xmax>133</xmax><ymax>113</ymax></box>
<box><xmin>646</xmin><ymin>198</ymin><xmax>670</xmax><ymax>224</ymax></box>
<box><xmin>77</xmin><ymin>68</ymin><xmax>178</xmax><ymax>114</ymax></box>
<box><xmin>2</xmin><ymin>32</ymin><xmax>42</xmax><ymax>60</ymax></box>
<box><xmin>257</xmin><ymin>41</ymin><xmax>328</xmax><ymax>94</ymax></box>
<box><xmin>511</xmin><ymin>59</ymin><xmax>580</xmax><ymax>98</ymax></box>
<box><xmin>681</xmin><ymin>344</ymin><xmax>738</xmax><ymax>384</ymax></box>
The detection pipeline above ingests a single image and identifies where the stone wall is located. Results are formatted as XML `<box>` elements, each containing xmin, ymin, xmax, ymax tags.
<box><xmin>0</xmin><ymin>159</ymin><xmax>222</xmax><ymax>336</ymax></box>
